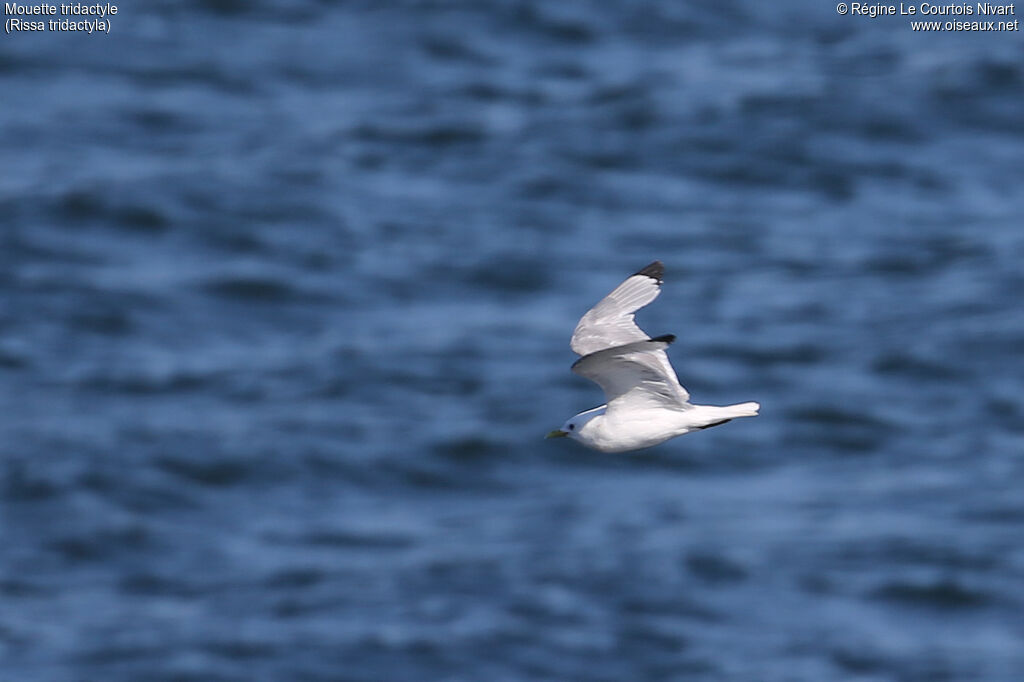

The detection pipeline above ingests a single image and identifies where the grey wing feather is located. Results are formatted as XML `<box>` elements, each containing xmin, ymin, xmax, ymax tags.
<box><xmin>571</xmin><ymin>336</ymin><xmax>691</xmax><ymax>410</ymax></box>
<box><xmin>570</xmin><ymin>261</ymin><xmax>664</xmax><ymax>357</ymax></box>
<box><xmin>570</xmin><ymin>261</ymin><xmax>689</xmax><ymax>403</ymax></box>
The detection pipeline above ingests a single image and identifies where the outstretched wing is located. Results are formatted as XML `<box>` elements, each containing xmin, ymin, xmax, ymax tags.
<box><xmin>570</xmin><ymin>261</ymin><xmax>689</xmax><ymax>403</ymax></box>
<box><xmin>570</xmin><ymin>261</ymin><xmax>664</xmax><ymax>356</ymax></box>
<box><xmin>571</xmin><ymin>335</ymin><xmax>691</xmax><ymax>411</ymax></box>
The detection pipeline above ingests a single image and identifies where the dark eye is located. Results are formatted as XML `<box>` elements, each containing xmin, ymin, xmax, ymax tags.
<box><xmin>568</xmin><ymin>424</ymin><xmax>575</xmax><ymax>431</ymax></box>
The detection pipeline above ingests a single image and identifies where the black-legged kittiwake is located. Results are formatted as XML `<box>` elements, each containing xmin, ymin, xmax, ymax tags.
<box><xmin>547</xmin><ymin>261</ymin><xmax>759</xmax><ymax>452</ymax></box>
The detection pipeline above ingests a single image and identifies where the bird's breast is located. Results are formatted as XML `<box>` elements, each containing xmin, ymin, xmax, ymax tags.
<box><xmin>577</xmin><ymin>411</ymin><xmax>689</xmax><ymax>453</ymax></box>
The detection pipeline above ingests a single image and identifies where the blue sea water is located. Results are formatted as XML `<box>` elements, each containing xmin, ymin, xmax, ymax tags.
<box><xmin>2</xmin><ymin>2</ymin><xmax>1023</xmax><ymax>680</ymax></box>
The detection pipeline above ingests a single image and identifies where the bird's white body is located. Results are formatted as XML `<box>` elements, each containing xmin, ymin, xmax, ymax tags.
<box><xmin>566</xmin><ymin>402</ymin><xmax>761</xmax><ymax>453</ymax></box>
<box><xmin>548</xmin><ymin>261</ymin><xmax>759</xmax><ymax>452</ymax></box>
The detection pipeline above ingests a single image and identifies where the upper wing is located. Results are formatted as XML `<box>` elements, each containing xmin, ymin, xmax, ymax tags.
<box><xmin>570</xmin><ymin>261</ymin><xmax>664</xmax><ymax>357</ymax></box>
<box><xmin>570</xmin><ymin>261</ymin><xmax>689</xmax><ymax>402</ymax></box>
<box><xmin>571</xmin><ymin>335</ymin><xmax>691</xmax><ymax>411</ymax></box>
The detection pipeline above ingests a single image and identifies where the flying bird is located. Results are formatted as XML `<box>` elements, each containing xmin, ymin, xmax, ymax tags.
<box><xmin>547</xmin><ymin>261</ymin><xmax>759</xmax><ymax>452</ymax></box>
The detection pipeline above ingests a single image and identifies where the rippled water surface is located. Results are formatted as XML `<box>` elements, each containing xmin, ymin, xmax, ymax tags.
<box><xmin>2</xmin><ymin>2</ymin><xmax>1024</xmax><ymax>680</ymax></box>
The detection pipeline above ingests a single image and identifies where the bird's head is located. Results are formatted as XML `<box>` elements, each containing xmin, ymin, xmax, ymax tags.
<box><xmin>545</xmin><ymin>420</ymin><xmax>575</xmax><ymax>440</ymax></box>
<box><xmin>546</xmin><ymin>406</ymin><xmax>605</xmax><ymax>443</ymax></box>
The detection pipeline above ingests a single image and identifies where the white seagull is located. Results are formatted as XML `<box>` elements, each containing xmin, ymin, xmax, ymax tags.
<box><xmin>547</xmin><ymin>261</ymin><xmax>759</xmax><ymax>452</ymax></box>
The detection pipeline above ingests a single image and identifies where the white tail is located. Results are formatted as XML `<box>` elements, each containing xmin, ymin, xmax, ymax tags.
<box><xmin>688</xmin><ymin>401</ymin><xmax>759</xmax><ymax>431</ymax></box>
<box><xmin>721</xmin><ymin>401</ymin><xmax>760</xmax><ymax>418</ymax></box>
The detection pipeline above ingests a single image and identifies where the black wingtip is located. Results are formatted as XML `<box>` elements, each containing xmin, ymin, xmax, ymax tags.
<box><xmin>650</xmin><ymin>334</ymin><xmax>676</xmax><ymax>344</ymax></box>
<box><xmin>634</xmin><ymin>261</ymin><xmax>664</xmax><ymax>282</ymax></box>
